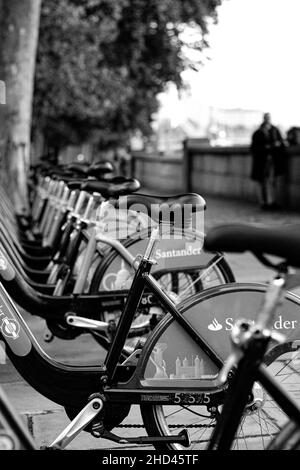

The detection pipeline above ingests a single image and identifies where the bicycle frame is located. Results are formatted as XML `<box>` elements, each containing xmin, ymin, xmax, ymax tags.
<box><xmin>0</xmin><ymin>228</ymin><xmax>226</xmax><ymax>413</ymax></box>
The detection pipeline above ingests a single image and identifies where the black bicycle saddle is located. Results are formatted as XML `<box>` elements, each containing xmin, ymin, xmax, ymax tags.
<box><xmin>204</xmin><ymin>223</ymin><xmax>300</xmax><ymax>268</ymax></box>
<box><xmin>80</xmin><ymin>177</ymin><xmax>141</xmax><ymax>198</ymax></box>
<box><xmin>118</xmin><ymin>193</ymin><xmax>206</xmax><ymax>227</ymax></box>
<box><xmin>87</xmin><ymin>161</ymin><xmax>114</xmax><ymax>177</ymax></box>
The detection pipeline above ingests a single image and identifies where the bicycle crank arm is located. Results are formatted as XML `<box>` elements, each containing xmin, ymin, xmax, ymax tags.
<box><xmin>66</xmin><ymin>314</ymin><xmax>108</xmax><ymax>331</ymax></box>
<box><xmin>48</xmin><ymin>397</ymin><xmax>103</xmax><ymax>449</ymax></box>
<box><xmin>66</xmin><ymin>314</ymin><xmax>151</xmax><ymax>337</ymax></box>
<box><xmin>95</xmin><ymin>428</ymin><xmax>191</xmax><ymax>447</ymax></box>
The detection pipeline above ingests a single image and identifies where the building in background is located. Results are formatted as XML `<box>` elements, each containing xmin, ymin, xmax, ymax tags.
<box><xmin>148</xmin><ymin>105</ymin><xmax>264</xmax><ymax>154</ymax></box>
<box><xmin>207</xmin><ymin>107</ymin><xmax>263</xmax><ymax>146</ymax></box>
<box><xmin>154</xmin><ymin>117</ymin><xmax>208</xmax><ymax>155</ymax></box>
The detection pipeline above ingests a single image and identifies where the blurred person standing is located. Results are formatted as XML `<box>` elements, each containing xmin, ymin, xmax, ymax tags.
<box><xmin>114</xmin><ymin>147</ymin><xmax>132</xmax><ymax>177</ymax></box>
<box><xmin>250</xmin><ymin>112</ymin><xmax>286</xmax><ymax>210</ymax></box>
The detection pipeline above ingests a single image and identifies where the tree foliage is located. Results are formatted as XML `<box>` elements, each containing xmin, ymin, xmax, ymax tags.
<box><xmin>33</xmin><ymin>0</ymin><xmax>221</xmax><ymax>150</ymax></box>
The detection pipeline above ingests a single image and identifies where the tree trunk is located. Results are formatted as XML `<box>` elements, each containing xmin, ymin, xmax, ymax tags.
<box><xmin>0</xmin><ymin>0</ymin><xmax>41</xmax><ymax>214</ymax></box>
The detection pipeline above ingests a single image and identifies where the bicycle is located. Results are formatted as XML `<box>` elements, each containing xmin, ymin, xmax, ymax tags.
<box><xmin>20</xmin><ymin>165</ymin><xmax>232</xmax><ymax>301</ymax></box>
<box><xmin>0</xmin><ymin>207</ymin><xmax>299</xmax><ymax>449</ymax></box>
<box><xmin>0</xmin><ymin>175</ymin><xmax>235</xmax><ymax>348</ymax></box>
<box><xmin>31</xmin><ymin>170</ymin><xmax>232</xmax><ymax>300</ymax></box>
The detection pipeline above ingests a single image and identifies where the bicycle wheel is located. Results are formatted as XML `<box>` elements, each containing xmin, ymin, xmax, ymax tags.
<box><xmin>90</xmin><ymin>253</ymin><xmax>234</xmax><ymax>297</ymax></box>
<box><xmin>139</xmin><ymin>284</ymin><xmax>300</xmax><ymax>450</ymax></box>
<box><xmin>267</xmin><ymin>420</ymin><xmax>300</xmax><ymax>450</ymax></box>
<box><xmin>88</xmin><ymin>258</ymin><xmax>234</xmax><ymax>330</ymax></box>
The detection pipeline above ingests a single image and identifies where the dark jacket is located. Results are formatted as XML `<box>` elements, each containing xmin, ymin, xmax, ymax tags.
<box><xmin>250</xmin><ymin>125</ymin><xmax>286</xmax><ymax>182</ymax></box>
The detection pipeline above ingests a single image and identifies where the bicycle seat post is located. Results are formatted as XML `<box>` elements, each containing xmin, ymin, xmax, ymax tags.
<box><xmin>72</xmin><ymin>190</ymin><xmax>87</xmax><ymax>219</ymax></box>
<box><xmin>81</xmin><ymin>193</ymin><xmax>95</xmax><ymax>224</ymax></box>
<box><xmin>143</xmin><ymin>225</ymin><xmax>159</xmax><ymax>261</ymax></box>
<box><xmin>67</xmin><ymin>189</ymin><xmax>78</xmax><ymax>212</ymax></box>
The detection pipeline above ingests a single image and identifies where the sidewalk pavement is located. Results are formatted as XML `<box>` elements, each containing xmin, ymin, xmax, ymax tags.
<box><xmin>2</xmin><ymin>195</ymin><xmax>300</xmax><ymax>450</ymax></box>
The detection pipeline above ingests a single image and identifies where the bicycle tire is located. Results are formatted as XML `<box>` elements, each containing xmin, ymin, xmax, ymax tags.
<box><xmin>267</xmin><ymin>421</ymin><xmax>300</xmax><ymax>450</ymax></box>
<box><xmin>87</xmin><ymin>255</ymin><xmax>234</xmax><ymax>332</ymax></box>
<box><xmin>89</xmin><ymin>251</ymin><xmax>234</xmax><ymax>297</ymax></box>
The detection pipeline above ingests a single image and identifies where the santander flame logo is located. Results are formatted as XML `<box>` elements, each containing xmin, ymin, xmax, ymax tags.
<box><xmin>208</xmin><ymin>318</ymin><xmax>223</xmax><ymax>331</ymax></box>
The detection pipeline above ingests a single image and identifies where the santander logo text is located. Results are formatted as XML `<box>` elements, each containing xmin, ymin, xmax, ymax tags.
<box><xmin>208</xmin><ymin>315</ymin><xmax>298</xmax><ymax>332</ymax></box>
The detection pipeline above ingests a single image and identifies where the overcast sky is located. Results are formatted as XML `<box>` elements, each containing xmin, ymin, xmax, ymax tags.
<box><xmin>157</xmin><ymin>0</ymin><xmax>300</xmax><ymax>130</ymax></box>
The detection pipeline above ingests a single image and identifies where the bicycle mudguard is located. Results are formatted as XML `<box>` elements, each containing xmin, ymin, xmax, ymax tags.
<box><xmin>89</xmin><ymin>227</ymin><xmax>221</xmax><ymax>292</ymax></box>
<box><xmin>0</xmin><ymin>244</ymin><xmax>146</xmax><ymax>319</ymax></box>
<box><xmin>136</xmin><ymin>283</ymin><xmax>300</xmax><ymax>390</ymax></box>
<box><xmin>0</xmin><ymin>280</ymin><xmax>105</xmax><ymax>408</ymax></box>
<box><xmin>0</xmin><ymin>249</ymin><xmax>73</xmax><ymax>317</ymax></box>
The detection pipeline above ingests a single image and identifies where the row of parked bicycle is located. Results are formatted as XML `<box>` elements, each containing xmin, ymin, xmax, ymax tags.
<box><xmin>0</xmin><ymin>158</ymin><xmax>300</xmax><ymax>450</ymax></box>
